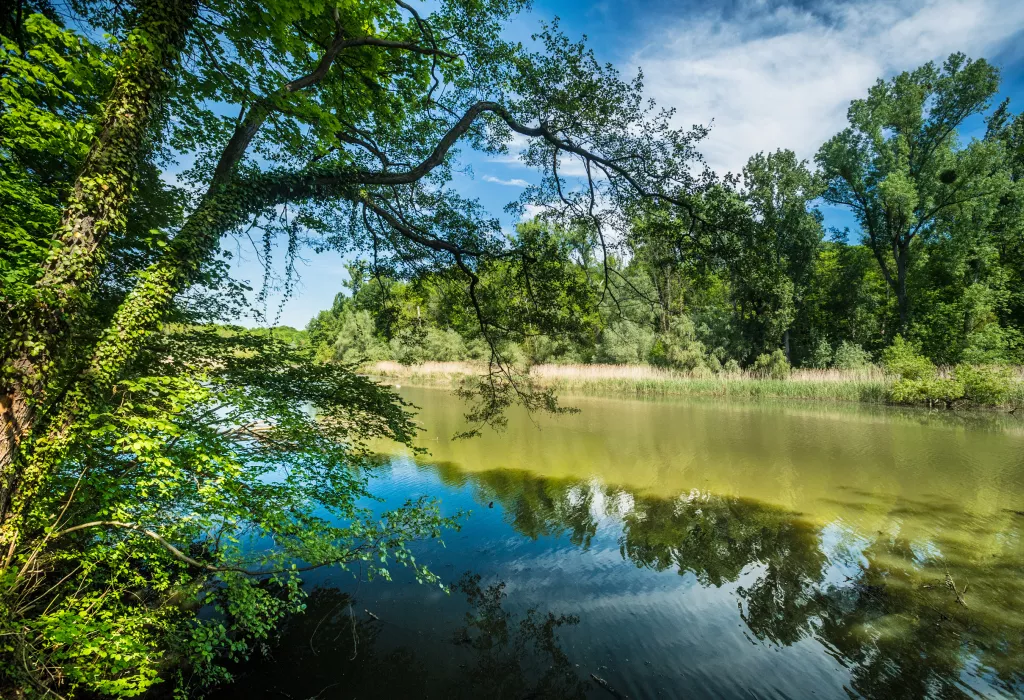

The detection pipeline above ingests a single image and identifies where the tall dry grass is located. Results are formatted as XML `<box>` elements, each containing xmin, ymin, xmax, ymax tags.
<box><xmin>367</xmin><ymin>361</ymin><xmax>893</xmax><ymax>403</ymax></box>
<box><xmin>529</xmin><ymin>363</ymin><xmax>886</xmax><ymax>383</ymax></box>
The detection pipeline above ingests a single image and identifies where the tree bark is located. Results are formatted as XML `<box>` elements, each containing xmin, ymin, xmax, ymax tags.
<box><xmin>0</xmin><ymin>0</ymin><xmax>198</xmax><ymax>546</ymax></box>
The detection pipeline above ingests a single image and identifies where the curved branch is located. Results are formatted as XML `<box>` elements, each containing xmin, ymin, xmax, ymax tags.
<box><xmin>53</xmin><ymin>96</ymin><xmax>696</xmax><ymax>460</ymax></box>
<box><xmin>211</xmin><ymin>32</ymin><xmax>456</xmax><ymax>185</ymax></box>
<box><xmin>360</xmin><ymin>196</ymin><xmax>480</xmax><ymax>257</ymax></box>
<box><xmin>52</xmin><ymin>520</ymin><xmax>360</xmax><ymax>577</ymax></box>
<box><xmin>293</xmin><ymin>101</ymin><xmax>700</xmax><ymax>221</ymax></box>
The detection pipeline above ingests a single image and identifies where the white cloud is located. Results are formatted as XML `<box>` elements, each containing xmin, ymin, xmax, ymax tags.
<box><xmin>521</xmin><ymin>203</ymin><xmax>548</xmax><ymax>221</ymax></box>
<box><xmin>482</xmin><ymin>174</ymin><xmax>531</xmax><ymax>187</ymax></box>
<box><xmin>633</xmin><ymin>0</ymin><xmax>1024</xmax><ymax>174</ymax></box>
<box><xmin>490</xmin><ymin>132</ymin><xmax>533</xmax><ymax>165</ymax></box>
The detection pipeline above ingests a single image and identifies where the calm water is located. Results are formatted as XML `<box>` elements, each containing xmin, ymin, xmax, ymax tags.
<box><xmin>218</xmin><ymin>387</ymin><xmax>1024</xmax><ymax>699</ymax></box>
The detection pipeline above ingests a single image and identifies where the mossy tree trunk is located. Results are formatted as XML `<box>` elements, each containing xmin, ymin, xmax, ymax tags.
<box><xmin>0</xmin><ymin>0</ymin><xmax>198</xmax><ymax>554</ymax></box>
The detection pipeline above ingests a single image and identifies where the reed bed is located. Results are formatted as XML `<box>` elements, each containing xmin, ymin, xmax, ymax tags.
<box><xmin>368</xmin><ymin>361</ymin><xmax>893</xmax><ymax>403</ymax></box>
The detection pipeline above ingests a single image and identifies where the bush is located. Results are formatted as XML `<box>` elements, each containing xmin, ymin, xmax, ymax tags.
<box><xmin>706</xmin><ymin>355</ymin><xmax>723</xmax><ymax>374</ymax></box>
<box><xmin>750</xmin><ymin>349</ymin><xmax>791</xmax><ymax>380</ymax></box>
<box><xmin>389</xmin><ymin>327</ymin><xmax>476</xmax><ymax>364</ymax></box>
<box><xmin>649</xmin><ymin>318</ymin><xmax>709</xmax><ymax>371</ymax></box>
<box><xmin>650</xmin><ymin>339</ymin><xmax>707</xmax><ymax>372</ymax></box>
<box><xmin>497</xmin><ymin>340</ymin><xmax>528</xmax><ymax>367</ymax></box>
<box><xmin>889</xmin><ymin>377</ymin><xmax>965</xmax><ymax>406</ymax></box>
<box><xmin>333</xmin><ymin>309</ymin><xmax>390</xmax><ymax>364</ymax></box>
<box><xmin>881</xmin><ymin>336</ymin><xmax>935</xmax><ymax>380</ymax></box>
<box><xmin>689</xmin><ymin>364</ymin><xmax>715</xmax><ymax>379</ymax></box>
<box><xmin>524</xmin><ymin>335</ymin><xmax>560</xmax><ymax>364</ymax></box>
<box><xmin>723</xmin><ymin>359</ymin><xmax>741</xmax><ymax>376</ymax></box>
<box><xmin>421</xmin><ymin>327</ymin><xmax>470</xmax><ymax>361</ymax></box>
<box><xmin>833</xmin><ymin>341</ymin><xmax>871</xmax><ymax>370</ymax></box>
<box><xmin>954</xmin><ymin>363</ymin><xmax>1012</xmax><ymax>405</ymax></box>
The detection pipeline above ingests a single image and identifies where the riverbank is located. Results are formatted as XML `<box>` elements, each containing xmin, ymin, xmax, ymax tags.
<box><xmin>368</xmin><ymin>361</ymin><xmax>1024</xmax><ymax>407</ymax></box>
<box><xmin>368</xmin><ymin>361</ymin><xmax>896</xmax><ymax>403</ymax></box>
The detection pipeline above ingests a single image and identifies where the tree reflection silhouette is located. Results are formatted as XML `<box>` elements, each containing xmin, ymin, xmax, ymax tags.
<box><xmin>454</xmin><ymin>464</ymin><xmax>1024</xmax><ymax>698</ymax></box>
<box><xmin>219</xmin><ymin>463</ymin><xmax>1024</xmax><ymax>699</ymax></box>
<box><xmin>217</xmin><ymin>575</ymin><xmax>589</xmax><ymax>699</ymax></box>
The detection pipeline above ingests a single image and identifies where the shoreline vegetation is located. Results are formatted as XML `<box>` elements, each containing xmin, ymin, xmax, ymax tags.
<box><xmin>367</xmin><ymin>361</ymin><xmax>1024</xmax><ymax>409</ymax></box>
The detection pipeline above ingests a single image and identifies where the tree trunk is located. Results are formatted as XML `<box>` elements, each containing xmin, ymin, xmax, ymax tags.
<box><xmin>0</xmin><ymin>0</ymin><xmax>197</xmax><ymax>547</ymax></box>
<box><xmin>7</xmin><ymin>171</ymin><xmax>267</xmax><ymax>550</ymax></box>
<box><xmin>895</xmin><ymin>243</ymin><xmax>910</xmax><ymax>333</ymax></box>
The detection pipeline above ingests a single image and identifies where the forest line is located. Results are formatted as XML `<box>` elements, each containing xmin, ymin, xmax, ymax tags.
<box><xmin>303</xmin><ymin>52</ymin><xmax>1024</xmax><ymax>408</ymax></box>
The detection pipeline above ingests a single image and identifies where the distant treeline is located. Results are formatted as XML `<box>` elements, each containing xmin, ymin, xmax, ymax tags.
<box><xmin>308</xmin><ymin>55</ymin><xmax>1024</xmax><ymax>379</ymax></box>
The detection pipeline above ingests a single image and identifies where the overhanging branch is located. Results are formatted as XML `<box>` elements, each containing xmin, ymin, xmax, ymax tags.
<box><xmin>53</xmin><ymin>520</ymin><xmax>363</xmax><ymax>577</ymax></box>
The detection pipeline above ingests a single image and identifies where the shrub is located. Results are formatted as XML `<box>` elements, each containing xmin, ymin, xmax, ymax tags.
<box><xmin>498</xmin><ymin>341</ymin><xmax>528</xmax><ymax>367</ymax></box>
<box><xmin>723</xmin><ymin>359</ymin><xmax>741</xmax><ymax>376</ymax></box>
<box><xmin>889</xmin><ymin>377</ymin><xmax>965</xmax><ymax>406</ymax></box>
<box><xmin>421</xmin><ymin>327</ymin><xmax>470</xmax><ymax>361</ymax></box>
<box><xmin>333</xmin><ymin>309</ymin><xmax>389</xmax><ymax>364</ymax></box>
<box><xmin>954</xmin><ymin>363</ymin><xmax>1012</xmax><ymax>405</ymax></box>
<box><xmin>706</xmin><ymin>355</ymin><xmax>723</xmax><ymax>374</ymax></box>
<box><xmin>649</xmin><ymin>318</ymin><xmax>710</xmax><ymax>371</ymax></box>
<box><xmin>689</xmin><ymin>365</ymin><xmax>715</xmax><ymax>379</ymax></box>
<box><xmin>388</xmin><ymin>327</ymin><xmax>475</xmax><ymax>364</ymax></box>
<box><xmin>750</xmin><ymin>349</ymin><xmax>791</xmax><ymax>380</ymax></box>
<box><xmin>881</xmin><ymin>336</ymin><xmax>935</xmax><ymax>380</ymax></box>
<box><xmin>524</xmin><ymin>335</ymin><xmax>558</xmax><ymax>364</ymax></box>
<box><xmin>833</xmin><ymin>341</ymin><xmax>871</xmax><ymax>370</ymax></box>
<box><xmin>650</xmin><ymin>338</ymin><xmax>707</xmax><ymax>371</ymax></box>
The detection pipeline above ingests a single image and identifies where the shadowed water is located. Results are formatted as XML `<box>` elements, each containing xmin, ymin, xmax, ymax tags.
<box><xmin>216</xmin><ymin>387</ymin><xmax>1024</xmax><ymax>699</ymax></box>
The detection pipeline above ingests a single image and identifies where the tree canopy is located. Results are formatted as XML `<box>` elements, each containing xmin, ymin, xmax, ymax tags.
<box><xmin>310</xmin><ymin>53</ymin><xmax>1024</xmax><ymax>374</ymax></box>
<box><xmin>0</xmin><ymin>0</ymin><xmax>714</xmax><ymax>695</ymax></box>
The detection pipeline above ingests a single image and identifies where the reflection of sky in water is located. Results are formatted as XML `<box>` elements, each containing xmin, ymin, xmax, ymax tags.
<box><xmin>217</xmin><ymin>392</ymin><xmax>1024</xmax><ymax>700</ymax></box>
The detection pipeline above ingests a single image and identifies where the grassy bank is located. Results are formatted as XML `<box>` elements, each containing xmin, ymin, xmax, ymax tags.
<box><xmin>368</xmin><ymin>361</ymin><xmax>896</xmax><ymax>403</ymax></box>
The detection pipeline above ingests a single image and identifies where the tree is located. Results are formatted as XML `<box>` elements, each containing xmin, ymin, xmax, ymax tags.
<box><xmin>983</xmin><ymin>103</ymin><xmax>1024</xmax><ymax>348</ymax></box>
<box><xmin>731</xmin><ymin>150</ymin><xmax>824</xmax><ymax>359</ymax></box>
<box><xmin>816</xmin><ymin>53</ymin><xmax>1008</xmax><ymax>334</ymax></box>
<box><xmin>0</xmin><ymin>0</ymin><xmax>709</xmax><ymax>694</ymax></box>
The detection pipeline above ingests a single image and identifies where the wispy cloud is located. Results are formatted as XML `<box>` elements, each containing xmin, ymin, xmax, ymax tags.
<box><xmin>633</xmin><ymin>0</ymin><xmax>1024</xmax><ymax>174</ymax></box>
<box><xmin>483</xmin><ymin>174</ymin><xmax>531</xmax><ymax>187</ymax></box>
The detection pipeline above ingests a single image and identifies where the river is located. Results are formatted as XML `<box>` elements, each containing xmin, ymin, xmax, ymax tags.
<box><xmin>216</xmin><ymin>386</ymin><xmax>1024</xmax><ymax>699</ymax></box>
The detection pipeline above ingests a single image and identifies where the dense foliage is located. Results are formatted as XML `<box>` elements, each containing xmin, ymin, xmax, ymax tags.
<box><xmin>2</xmin><ymin>0</ymin><xmax>1022</xmax><ymax>694</ymax></box>
<box><xmin>0</xmin><ymin>0</ymin><xmax>711</xmax><ymax>696</ymax></box>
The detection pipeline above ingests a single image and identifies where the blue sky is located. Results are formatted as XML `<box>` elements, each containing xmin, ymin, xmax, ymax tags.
<box><xmin>228</xmin><ymin>0</ymin><xmax>1024</xmax><ymax>328</ymax></box>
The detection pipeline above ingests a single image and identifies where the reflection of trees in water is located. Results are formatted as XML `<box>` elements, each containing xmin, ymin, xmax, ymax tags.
<box><xmin>217</xmin><ymin>575</ymin><xmax>589</xmax><ymax>699</ymax></box>
<box><xmin>451</xmin><ymin>573</ymin><xmax>589</xmax><ymax>700</ymax></box>
<box><xmin>219</xmin><ymin>463</ymin><xmax>1024</xmax><ymax>699</ymax></box>
<box><xmin>812</xmin><ymin>530</ymin><xmax>1024</xmax><ymax>699</ymax></box>
<box><xmin>433</xmin><ymin>461</ymin><xmax>599</xmax><ymax>549</ymax></box>
<box><xmin>453</xmin><ymin>465</ymin><xmax>1024</xmax><ymax>698</ymax></box>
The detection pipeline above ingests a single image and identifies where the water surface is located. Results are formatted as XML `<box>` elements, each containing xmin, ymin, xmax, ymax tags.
<box><xmin>219</xmin><ymin>388</ymin><xmax>1024</xmax><ymax>699</ymax></box>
